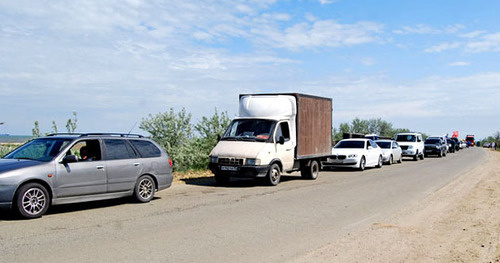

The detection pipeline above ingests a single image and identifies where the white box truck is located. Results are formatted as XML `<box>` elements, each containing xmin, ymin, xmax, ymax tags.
<box><xmin>209</xmin><ymin>93</ymin><xmax>332</xmax><ymax>186</ymax></box>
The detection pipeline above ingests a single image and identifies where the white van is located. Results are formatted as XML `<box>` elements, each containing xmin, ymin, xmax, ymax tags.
<box><xmin>395</xmin><ymin>132</ymin><xmax>425</xmax><ymax>161</ymax></box>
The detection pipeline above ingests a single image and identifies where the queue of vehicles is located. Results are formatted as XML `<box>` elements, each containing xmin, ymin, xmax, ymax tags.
<box><xmin>0</xmin><ymin>93</ymin><xmax>476</xmax><ymax>219</ymax></box>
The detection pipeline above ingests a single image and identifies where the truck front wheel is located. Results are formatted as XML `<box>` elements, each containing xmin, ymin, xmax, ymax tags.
<box><xmin>214</xmin><ymin>173</ymin><xmax>230</xmax><ymax>186</ymax></box>
<box><xmin>267</xmin><ymin>164</ymin><xmax>281</xmax><ymax>186</ymax></box>
<box><xmin>301</xmin><ymin>160</ymin><xmax>319</xmax><ymax>180</ymax></box>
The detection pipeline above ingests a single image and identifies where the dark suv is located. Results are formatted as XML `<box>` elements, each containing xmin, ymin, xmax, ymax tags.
<box><xmin>0</xmin><ymin>133</ymin><xmax>173</xmax><ymax>218</ymax></box>
<box><xmin>424</xmin><ymin>138</ymin><xmax>447</xmax><ymax>157</ymax></box>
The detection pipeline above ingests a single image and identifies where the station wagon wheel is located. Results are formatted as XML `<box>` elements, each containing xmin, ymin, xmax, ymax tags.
<box><xmin>16</xmin><ymin>183</ymin><xmax>50</xmax><ymax>219</ymax></box>
<box><xmin>267</xmin><ymin>164</ymin><xmax>281</xmax><ymax>186</ymax></box>
<box><xmin>134</xmin><ymin>175</ymin><xmax>156</xmax><ymax>203</ymax></box>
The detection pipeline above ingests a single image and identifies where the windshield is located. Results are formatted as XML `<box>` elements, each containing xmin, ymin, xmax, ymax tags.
<box><xmin>222</xmin><ymin>119</ymin><xmax>276</xmax><ymax>142</ymax></box>
<box><xmin>334</xmin><ymin>140</ymin><xmax>365</xmax><ymax>149</ymax></box>
<box><xmin>425</xmin><ymin>139</ymin><xmax>440</xmax><ymax>144</ymax></box>
<box><xmin>396</xmin><ymin>134</ymin><xmax>416</xmax><ymax>142</ymax></box>
<box><xmin>3</xmin><ymin>138</ymin><xmax>72</xmax><ymax>162</ymax></box>
<box><xmin>375</xmin><ymin>141</ymin><xmax>391</xmax><ymax>149</ymax></box>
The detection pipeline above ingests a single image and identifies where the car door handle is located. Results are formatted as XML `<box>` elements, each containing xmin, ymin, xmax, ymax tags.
<box><xmin>96</xmin><ymin>166</ymin><xmax>104</xmax><ymax>170</ymax></box>
<box><xmin>286</xmin><ymin>148</ymin><xmax>292</xmax><ymax>151</ymax></box>
<box><xmin>133</xmin><ymin>163</ymin><xmax>140</xmax><ymax>166</ymax></box>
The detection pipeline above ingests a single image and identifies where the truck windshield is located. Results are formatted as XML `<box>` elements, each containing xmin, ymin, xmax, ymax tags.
<box><xmin>396</xmin><ymin>135</ymin><xmax>416</xmax><ymax>142</ymax></box>
<box><xmin>222</xmin><ymin>119</ymin><xmax>276</xmax><ymax>142</ymax></box>
<box><xmin>3</xmin><ymin>138</ymin><xmax>72</xmax><ymax>162</ymax></box>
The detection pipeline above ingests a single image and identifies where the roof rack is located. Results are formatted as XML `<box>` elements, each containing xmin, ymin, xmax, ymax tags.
<box><xmin>47</xmin><ymin>133</ymin><xmax>144</xmax><ymax>138</ymax></box>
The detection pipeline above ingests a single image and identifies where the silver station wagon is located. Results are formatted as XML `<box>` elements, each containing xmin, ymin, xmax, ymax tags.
<box><xmin>0</xmin><ymin>133</ymin><xmax>173</xmax><ymax>218</ymax></box>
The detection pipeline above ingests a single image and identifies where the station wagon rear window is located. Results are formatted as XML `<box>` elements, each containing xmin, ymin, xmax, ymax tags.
<box><xmin>104</xmin><ymin>139</ymin><xmax>138</xmax><ymax>160</ymax></box>
<box><xmin>129</xmin><ymin>140</ymin><xmax>162</xmax><ymax>158</ymax></box>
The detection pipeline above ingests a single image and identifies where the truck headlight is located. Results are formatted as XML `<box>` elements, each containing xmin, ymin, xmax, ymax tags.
<box><xmin>210</xmin><ymin>156</ymin><xmax>218</xmax><ymax>163</ymax></box>
<box><xmin>245</xmin><ymin>158</ymin><xmax>260</xmax><ymax>166</ymax></box>
<box><xmin>348</xmin><ymin>154</ymin><xmax>357</xmax><ymax>158</ymax></box>
<box><xmin>408</xmin><ymin>146</ymin><xmax>414</xmax><ymax>149</ymax></box>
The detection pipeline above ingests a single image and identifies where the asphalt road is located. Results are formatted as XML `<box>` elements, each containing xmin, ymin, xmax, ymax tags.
<box><xmin>0</xmin><ymin>147</ymin><xmax>485</xmax><ymax>263</ymax></box>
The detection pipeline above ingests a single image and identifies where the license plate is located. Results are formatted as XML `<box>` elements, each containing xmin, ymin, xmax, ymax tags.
<box><xmin>221</xmin><ymin>166</ymin><xmax>238</xmax><ymax>171</ymax></box>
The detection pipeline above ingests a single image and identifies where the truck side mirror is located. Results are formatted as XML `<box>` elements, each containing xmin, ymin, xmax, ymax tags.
<box><xmin>278</xmin><ymin>136</ymin><xmax>285</xmax><ymax>145</ymax></box>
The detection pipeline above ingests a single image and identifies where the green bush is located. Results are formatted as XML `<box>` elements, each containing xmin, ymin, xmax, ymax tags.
<box><xmin>140</xmin><ymin>108</ymin><xmax>231</xmax><ymax>172</ymax></box>
<box><xmin>0</xmin><ymin>144</ymin><xmax>19</xmax><ymax>158</ymax></box>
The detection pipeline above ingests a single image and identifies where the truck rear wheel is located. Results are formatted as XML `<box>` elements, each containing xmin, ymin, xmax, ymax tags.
<box><xmin>267</xmin><ymin>164</ymin><xmax>281</xmax><ymax>186</ymax></box>
<box><xmin>301</xmin><ymin>160</ymin><xmax>319</xmax><ymax>180</ymax></box>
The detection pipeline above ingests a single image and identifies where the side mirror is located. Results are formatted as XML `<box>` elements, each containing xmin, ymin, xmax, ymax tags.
<box><xmin>278</xmin><ymin>136</ymin><xmax>285</xmax><ymax>145</ymax></box>
<box><xmin>367</xmin><ymin>146</ymin><xmax>373</xmax><ymax>150</ymax></box>
<box><xmin>217</xmin><ymin>134</ymin><xmax>221</xmax><ymax>141</ymax></box>
<box><xmin>62</xmin><ymin>155</ymin><xmax>79</xmax><ymax>163</ymax></box>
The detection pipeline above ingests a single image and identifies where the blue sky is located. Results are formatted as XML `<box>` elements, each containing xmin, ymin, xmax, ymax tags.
<box><xmin>0</xmin><ymin>0</ymin><xmax>499</xmax><ymax>139</ymax></box>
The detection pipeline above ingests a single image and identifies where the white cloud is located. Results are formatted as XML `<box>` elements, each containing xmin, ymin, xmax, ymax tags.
<box><xmin>394</xmin><ymin>24</ymin><xmax>465</xmax><ymax>35</ymax></box>
<box><xmin>448</xmin><ymin>61</ymin><xmax>470</xmax><ymax>66</ymax></box>
<box><xmin>424</xmin><ymin>42</ymin><xmax>460</xmax><ymax>53</ymax></box>
<box><xmin>361</xmin><ymin>57</ymin><xmax>375</xmax><ymax>66</ymax></box>
<box><xmin>466</xmin><ymin>32</ymin><xmax>500</xmax><ymax>53</ymax></box>
<box><xmin>252</xmin><ymin>20</ymin><xmax>384</xmax><ymax>50</ymax></box>
<box><xmin>319</xmin><ymin>0</ymin><xmax>336</xmax><ymax>4</ymax></box>
<box><xmin>393</xmin><ymin>24</ymin><xmax>440</xmax><ymax>35</ymax></box>
<box><xmin>460</xmin><ymin>30</ymin><xmax>487</xmax><ymax>38</ymax></box>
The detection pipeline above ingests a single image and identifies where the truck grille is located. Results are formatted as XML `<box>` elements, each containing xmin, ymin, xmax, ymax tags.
<box><xmin>218</xmin><ymin>158</ymin><xmax>244</xmax><ymax>166</ymax></box>
<box><xmin>400</xmin><ymin>146</ymin><xmax>409</xmax><ymax>150</ymax></box>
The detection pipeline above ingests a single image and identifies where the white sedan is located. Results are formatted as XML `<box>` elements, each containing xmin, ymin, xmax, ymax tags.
<box><xmin>375</xmin><ymin>139</ymin><xmax>403</xmax><ymax>165</ymax></box>
<box><xmin>323</xmin><ymin>139</ymin><xmax>383</xmax><ymax>171</ymax></box>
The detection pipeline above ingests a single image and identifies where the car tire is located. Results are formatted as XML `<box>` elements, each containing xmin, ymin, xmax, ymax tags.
<box><xmin>301</xmin><ymin>160</ymin><xmax>319</xmax><ymax>180</ymax></box>
<box><xmin>134</xmin><ymin>175</ymin><xmax>156</xmax><ymax>203</ymax></box>
<box><xmin>15</xmin><ymin>183</ymin><xmax>50</xmax><ymax>219</ymax></box>
<box><xmin>376</xmin><ymin>155</ymin><xmax>383</xmax><ymax>168</ymax></box>
<box><xmin>398</xmin><ymin>155</ymin><xmax>402</xmax><ymax>163</ymax></box>
<box><xmin>214</xmin><ymin>173</ymin><xmax>230</xmax><ymax>186</ymax></box>
<box><xmin>388</xmin><ymin>155</ymin><xmax>393</xmax><ymax>165</ymax></box>
<box><xmin>267</xmin><ymin>164</ymin><xmax>281</xmax><ymax>186</ymax></box>
<box><xmin>358</xmin><ymin>156</ymin><xmax>366</xmax><ymax>171</ymax></box>
<box><xmin>420</xmin><ymin>152</ymin><xmax>425</xmax><ymax>160</ymax></box>
<box><xmin>413</xmin><ymin>153</ymin><xmax>418</xmax><ymax>161</ymax></box>
<box><xmin>443</xmin><ymin>151</ymin><xmax>446</xmax><ymax>157</ymax></box>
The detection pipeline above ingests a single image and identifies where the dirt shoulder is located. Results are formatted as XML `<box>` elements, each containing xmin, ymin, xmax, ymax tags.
<box><xmin>294</xmin><ymin>149</ymin><xmax>500</xmax><ymax>263</ymax></box>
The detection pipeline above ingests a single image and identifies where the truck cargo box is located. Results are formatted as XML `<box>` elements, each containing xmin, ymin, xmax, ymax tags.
<box><xmin>295</xmin><ymin>94</ymin><xmax>332</xmax><ymax>159</ymax></box>
<box><xmin>239</xmin><ymin>93</ymin><xmax>332</xmax><ymax>159</ymax></box>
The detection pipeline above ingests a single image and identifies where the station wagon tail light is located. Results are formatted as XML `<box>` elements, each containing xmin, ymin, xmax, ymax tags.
<box><xmin>169</xmin><ymin>158</ymin><xmax>173</xmax><ymax>168</ymax></box>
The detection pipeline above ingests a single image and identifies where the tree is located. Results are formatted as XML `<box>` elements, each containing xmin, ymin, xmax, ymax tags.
<box><xmin>194</xmin><ymin>108</ymin><xmax>231</xmax><ymax>147</ymax></box>
<box><xmin>52</xmin><ymin>121</ymin><xmax>58</xmax><ymax>134</ymax></box>
<box><xmin>66</xmin><ymin>111</ymin><xmax>77</xmax><ymax>133</ymax></box>
<box><xmin>192</xmin><ymin>108</ymin><xmax>232</xmax><ymax>169</ymax></box>
<box><xmin>140</xmin><ymin>108</ymin><xmax>193</xmax><ymax>171</ymax></box>
<box><xmin>350</xmin><ymin>117</ymin><xmax>369</xmax><ymax>134</ymax></box>
<box><xmin>32</xmin><ymin>121</ymin><xmax>41</xmax><ymax>138</ymax></box>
